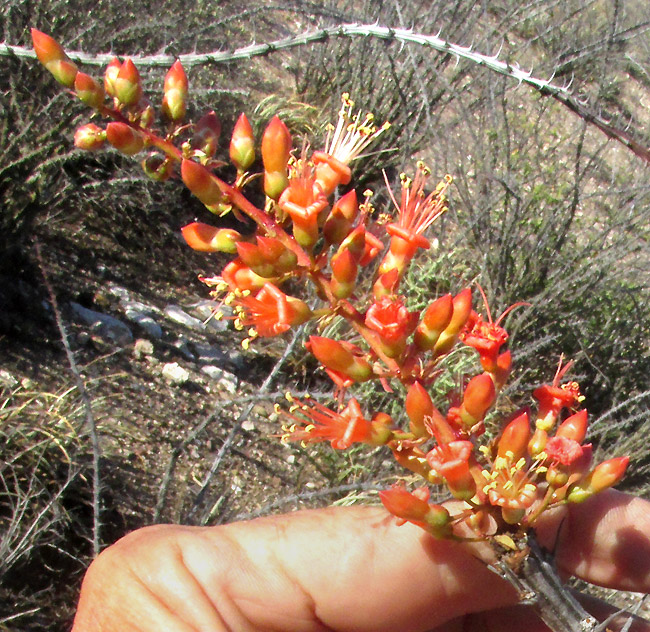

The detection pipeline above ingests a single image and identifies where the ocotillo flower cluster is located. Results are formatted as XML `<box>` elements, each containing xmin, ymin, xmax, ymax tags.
<box><xmin>32</xmin><ymin>29</ymin><xmax>629</xmax><ymax>547</ymax></box>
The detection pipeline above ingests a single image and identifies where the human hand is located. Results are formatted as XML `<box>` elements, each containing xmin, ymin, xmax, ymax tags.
<box><xmin>71</xmin><ymin>489</ymin><xmax>650</xmax><ymax>632</ymax></box>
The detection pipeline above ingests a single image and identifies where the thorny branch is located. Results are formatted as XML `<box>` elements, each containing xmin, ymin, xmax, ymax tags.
<box><xmin>4</xmin><ymin>23</ymin><xmax>650</xmax><ymax>163</ymax></box>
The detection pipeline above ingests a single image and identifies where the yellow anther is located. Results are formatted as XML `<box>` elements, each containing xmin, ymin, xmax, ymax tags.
<box><xmin>479</xmin><ymin>445</ymin><xmax>491</xmax><ymax>456</ymax></box>
<box><xmin>285</xmin><ymin>392</ymin><xmax>294</xmax><ymax>402</ymax></box>
<box><xmin>515</xmin><ymin>458</ymin><xmax>527</xmax><ymax>470</ymax></box>
<box><xmin>503</xmin><ymin>480</ymin><xmax>514</xmax><ymax>490</ymax></box>
<box><xmin>524</xmin><ymin>484</ymin><xmax>537</xmax><ymax>493</ymax></box>
<box><xmin>482</xmin><ymin>482</ymin><xmax>497</xmax><ymax>493</ymax></box>
<box><xmin>494</xmin><ymin>456</ymin><xmax>508</xmax><ymax>470</ymax></box>
<box><xmin>481</xmin><ymin>470</ymin><xmax>492</xmax><ymax>480</ymax></box>
<box><xmin>241</xmin><ymin>338</ymin><xmax>250</xmax><ymax>350</ymax></box>
<box><xmin>274</xmin><ymin>403</ymin><xmax>282</xmax><ymax>414</ymax></box>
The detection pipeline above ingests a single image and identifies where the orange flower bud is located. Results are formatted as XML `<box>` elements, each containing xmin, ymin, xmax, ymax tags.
<box><xmin>462</xmin><ymin>373</ymin><xmax>496</xmax><ymax>422</ymax></box>
<box><xmin>493</xmin><ymin>350</ymin><xmax>512</xmax><ymax>388</ymax></box>
<box><xmin>567</xmin><ymin>456</ymin><xmax>629</xmax><ymax>503</ymax></box>
<box><xmin>229</xmin><ymin>113</ymin><xmax>255</xmax><ymax>171</ymax></box>
<box><xmin>113</xmin><ymin>58</ymin><xmax>142</xmax><ymax>106</ymax></box>
<box><xmin>497</xmin><ymin>410</ymin><xmax>530</xmax><ymax>461</ymax></box>
<box><xmin>74</xmin><ymin>123</ymin><xmax>105</xmax><ymax>151</ymax></box>
<box><xmin>261</xmin><ymin>116</ymin><xmax>291</xmax><ymax>199</ymax></box>
<box><xmin>589</xmin><ymin>456</ymin><xmax>629</xmax><ymax>492</ymax></box>
<box><xmin>181</xmin><ymin>223</ymin><xmax>241</xmax><ymax>253</ymax></box>
<box><xmin>181</xmin><ymin>159</ymin><xmax>224</xmax><ymax>207</ymax></box>
<box><xmin>161</xmin><ymin>60</ymin><xmax>188</xmax><ymax>122</ymax></box>
<box><xmin>555</xmin><ymin>409</ymin><xmax>588</xmax><ymax>443</ymax></box>
<box><xmin>528</xmin><ymin>427</ymin><xmax>548</xmax><ymax>457</ymax></box>
<box><xmin>323</xmin><ymin>190</ymin><xmax>358</xmax><ymax>245</ymax></box>
<box><xmin>405</xmin><ymin>381</ymin><xmax>433</xmax><ymax>438</ymax></box>
<box><xmin>433</xmin><ymin>288</ymin><xmax>472</xmax><ymax>355</ymax></box>
<box><xmin>103</xmin><ymin>57</ymin><xmax>121</xmax><ymax>96</ymax></box>
<box><xmin>414</xmin><ymin>293</ymin><xmax>453</xmax><ymax>350</ymax></box>
<box><xmin>307</xmin><ymin>336</ymin><xmax>372</xmax><ymax>383</ymax></box>
<box><xmin>31</xmin><ymin>29</ymin><xmax>78</xmax><ymax>87</ymax></box>
<box><xmin>105</xmin><ymin>122</ymin><xmax>144</xmax><ymax>155</ymax></box>
<box><xmin>330</xmin><ymin>248</ymin><xmax>358</xmax><ymax>299</ymax></box>
<box><xmin>379</xmin><ymin>485</ymin><xmax>451</xmax><ymax>537</ymax></box>
<box><xmin>191</xmin><ymin>111</ymin><xmax>221</xmax><ymax>158</ymax></box>
<box><xmin>74</xmin><ymin>72</ymin><xmax>105</xmax><ymax>109</ymax></box>
<box><xmin>221</xmin><ymin>259</ymin><xmax>268</xmax><ymax>292</ymax></box>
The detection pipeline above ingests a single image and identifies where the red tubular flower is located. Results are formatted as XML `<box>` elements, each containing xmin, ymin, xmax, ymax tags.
<box><xmin>106</xmin><ymin>122</ymin><xmax>144</xmax><ymax>155</ymax></box>
<box><xmin>261</xmin><ymin>116</ymin><xmax>291</xmax><ymax>199</ymax></box>
<box><xmin>236</xmin><ymin>283</ymin><xmax>311</xmax><ymax>337</ymax></box>
<box><xmin>534</xmin><ymin>359</ymin><xmax>583</xmax><ymax>432</ymax></box>
<box><xmin>229</xmin><ymin>113</ymin><xmax>255</xmax><ymax>171</ymax></box>
<box><xmin>313</xmin><ymin>93</ymin><xmax>389</xmax><ymax>196</ymax></box>
<box><xmin>379</xmin><ymin>485</ymin><xmax>452</xmax><ymax>537</ymax></box>
<box><xmin>113</xmin><ymin>58</ymin><xmax>142</xmax><ymax>106</ymax></box>
<box><xmin>364</xmin><ymin>296</ymin><xmax>419</xmax><ymax>358</ymax></box>
<box><xmin>31</xmin><ymin>29</ymin><xmax>78</xmax><ymax>87</ymax></box>
<box><xmin>162</xmin><ymin>60</ymin><xmax>188</xmax><ymax>122</ymax></box>
<box><xmin>374</xmin><ymin>165</ymin><xmax>450</xmax><ymax>296</ymax></box>
<box><xmin>181</xmin><ymin>223</ymin><xmax>241</xmax><ymax>253</ymax></box>
<box><xmin>543</xmin><ymin>436</ymin><xmax>592</xmax><ymax>488</ymax></box>
<box><xmin>306</xmin><ymin>336</ymin><xmax>373</xmax><ymax>385</ymax></box>
<box><xmin>282</xmin><ymin>397</ymin><xmax>379</xmax><ymax>449</ymax></box>
<box><xmin>426</xmin><ymin>440</ymin><xmax>476</xmax><ymax>500</ymax></box>
<box><xmin>278</xmin><ymin>156</ymin><xmax>328</xmax><ymax>248</ymax></box>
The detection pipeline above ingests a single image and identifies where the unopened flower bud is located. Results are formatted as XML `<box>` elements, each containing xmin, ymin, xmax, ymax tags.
<box><xmin>106</xmin><ymin>122</ymin><xmax>144</xmax><ymax>155</ymax></box>
<box><xmin>330</xmin><ymin>248</ymin><xmax>358</xmax><ymax>299</ymax></box>
<box><xmin>497</xmin><ymin>410</ymin><xmax>530</xmax><ymax>461</ymax></box>
<box><xmin>103</xmin><ymin>57</ymin><xmax>121</xmax><ymax>97</ymax></box>
<box><xmin>229</xmin><ymin>113</ymin><xmax>255</xmax><ymax>171</ymax></box>
<box><xmin>191</xmin><ymin>111</ymin><xmax>221</xmax><ymax>158</ymax></box>
<box><xmin>433</xmin><ymin>288</ymin><xmax>473</xmax><ymax>355</ymax></box>
<box><xmin>405</xmin><ymin>381</ymin><xmax>434</xmax><ymax>438</ymax></box>
<box><xmin>414</xmin><ymin>293</ymin><xmax>453</xmax><ymax>350</ymax></box>
<box><xmin>180</xmin><ymin>223</ymin><xmax>241</xmax><ymax>253</ymax></box>
<box><xmin>567</xmin><ymin>456</ymin><xmax>629</xmax><ymax>503</ymax></box>
<box><xmin>555</xmin><ymin>409</ymin><xmax>588</xmax><ymax>443</ymax></box>
<box><xmin>323</xmin><ymin>190</ymin><xmax>358</xmax><ymax>245</ymax></box>
<box><xmin>161</xmin><ymin>60</ymin><xmax>188</xmax><ymax>122</ymax></box>
<box><xmin>74</xmin><ymin>72</ymin><xmax>105</xmax><ymax>109</ymax></box>
<box><xmin>307</xmin><ymin>336</ymin><xmax>372</xmax><ymax>383</ymax></box>
<box><xmin>261</xmin><ymin>116</ymin><xmax>291</xmax><ymax>199</ymax></box>
<box><xmin>181</xmin><ymin>159</ymin><xmax>224</xmax><ymax>207</ymax></box>
<box><xmin>113</xmin><ymin>58</ymin><xmax>142</xmax><ymax>106</ymax></box>
<box><xmin>74</xmin><ymin>123</ymin><xmax>106</xmax><ymax>151</ymax></box>
<box><xmin>31</xmin><ymin>29</ymin><xmax>78</xmax><ymax>87</ymax></box>
<box><xmin>462</xmin><ymin>373</ymin><xmax>496</xmax><ymax>422</ymax></box>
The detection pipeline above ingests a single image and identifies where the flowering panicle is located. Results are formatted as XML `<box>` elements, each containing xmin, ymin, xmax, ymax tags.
<box><xmin>33</xmin><ymin>33</ymin><xmax>629</xmax><ymax>552</ymax></box>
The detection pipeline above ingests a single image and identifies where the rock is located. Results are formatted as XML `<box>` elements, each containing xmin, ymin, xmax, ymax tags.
<box><xmin>162</xmin><ymin>362</ymin><xmax>190</xmax><ymax>385</ymax></box>
<box><xmin>172</xmin><ymin>336</ymin><xmax>196</xmax><ymax>360</ymax></box>
<box><xmin>70</xmin><ymin>302</ymin><xmax>133</xmax><ymax>346</ymax></box>
<box><xmin>189</xmin><ymin>300</ymin><xmax>231</xmax><ymax>332</ymax></box>
<box><xmin>133</xmin><ymin>338</ymin><xmax>154</xmax><ymax>359</ymax></box>
<box><xmin>124</xmin><ymin>308</ymin><xmax>163</xmax><ymax>338</ymax></box>
<box><xmin>190</xmin><ymin>342</ymin><xmax>229</xmax><ymax>365</ymax></box>
<box><xmin>163</xmin><ymin>304</ymin><xmax>205</xmax><ymax>331</ymax></box>
<box><xmin>200</xmin><ymin>366</ymin><xmax>238</xmax><ymax>393</ymax></box>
